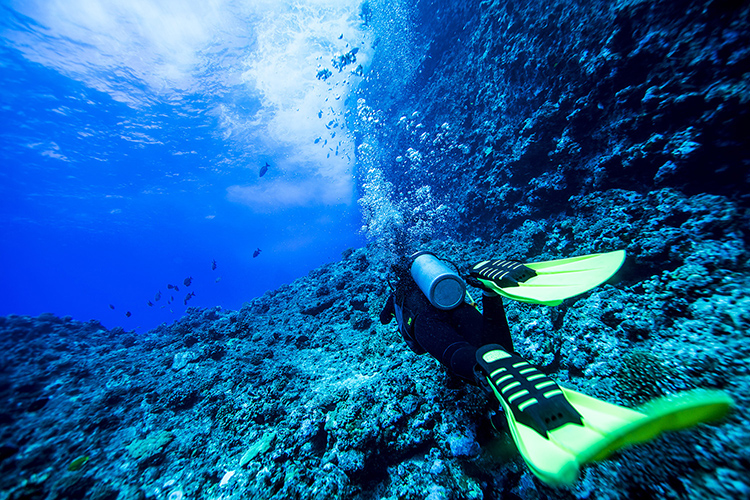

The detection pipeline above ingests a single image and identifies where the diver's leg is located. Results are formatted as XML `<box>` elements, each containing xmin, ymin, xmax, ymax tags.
<box><xmin>413</xmin><ymin>310</ymin><xmax>478</xmax><ymax>383</ymax></box>
<box><xmin>480</xmin><ymin>293</ymin><xmax>514</xmax><ymax>352</ymax></box>
<box><xmin>448</xmin><ymin>303</ymin><xmax>483</xmax><ymax>346</ymax></box>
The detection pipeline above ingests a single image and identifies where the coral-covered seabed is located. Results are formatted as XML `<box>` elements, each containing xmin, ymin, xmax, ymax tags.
<box><xmin>2</xmin><ymin>0</ymin><xmax>749</xmax><ymax>498</ymax></box>
<box><xmin>1</xmin><ymin>220</ymin><xmax>749</xmax><ymax>500</ymax></box>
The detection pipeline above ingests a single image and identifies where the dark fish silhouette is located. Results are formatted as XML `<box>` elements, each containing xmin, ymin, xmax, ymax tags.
<box><xmin>109</xmin><ymin>304</ymin><xmax>115</xmax><ymax>310</ymax></box>
<box><xmin>259</xmin><ymin>162</ymin><xmax>270</xmax><ymax>177</ymax></box>
<box><xmin>331</xmin><ymin>47</ymin><xmax>359</xmax><ymax>71</ymax></box>
<box><xmin>212</xmin><ymin>259</ymin><xmax>217</xmax><ymax>271</ymax></box>
<box><xmin>167</xmin><ymin>284</ymin><xmax>176</xmax><ymax>290</ymax></box>
<box><xmin>253</xmin><ymin>248</ymin><xmax>261</xmax><ymax>258</ymax></box>
<box><xmin>148</xmin><ymin>301</ymin><xmax>154</xmax><ymax>307</ymax></box>
<box><xmin>125</xmin><ymin>311</ymin><xmax>132</xmax><ymax>317</ymax></box>
<box><xmin>155</xmin><ymin>291</ymin><xmax>161</xmax><ymax>301</ymax></box>
<box><xmin>183</xmin><ymin>291</ymin><xmax>196</xmax><ymax>305</ymax></box>
<box><xmin>184</xmin><ymin>277</ymin><xmax>192</xmax><ymax>287</ymax></box>
<box><xmin>215</xmin><ymin>277</ymin><xmax>222</xmax><ymax>283</ymax></box>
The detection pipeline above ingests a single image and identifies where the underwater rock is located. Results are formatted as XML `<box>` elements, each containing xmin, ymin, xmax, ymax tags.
<box><xmin>300</xmin><ymin>297</ymin><xmax>338</xmax><ymax>316</ymax></box>
<box><xmin>127</xmin><ymin>430</ymin><xmax>175</xmax><ymax>469</ymax></box>
<box><xmin>171</xmin><ymin>350</ymin><xmax>198</xmax><ymax>371</ymax></box>
<box><xmin>239</xmin><ymin>431</ymin><xmax>276</xmax><ymax>467</ymax></box>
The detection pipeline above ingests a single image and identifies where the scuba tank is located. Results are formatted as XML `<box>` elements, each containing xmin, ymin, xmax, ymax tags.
<box><xmin>409</xmin><ymin>252</ymin><xmax>466</xmax><ymax>310</ymax></box>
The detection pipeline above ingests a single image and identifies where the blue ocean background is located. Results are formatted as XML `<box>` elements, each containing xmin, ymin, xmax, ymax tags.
<box><xmin>1</xmin><ymin>0</ymin><xmax>372</xmax><ymax>332</ymax></box>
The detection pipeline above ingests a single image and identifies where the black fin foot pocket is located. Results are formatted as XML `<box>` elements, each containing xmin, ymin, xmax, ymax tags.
<box><xmin>470</xmin><ymin>260</ymin><xmax>537</xmax><ymax>288</ymax></box>
<box><xmin>475</xmin><ymin>344</ymin><xmax>582</xmax><ymax>438</ymax></box>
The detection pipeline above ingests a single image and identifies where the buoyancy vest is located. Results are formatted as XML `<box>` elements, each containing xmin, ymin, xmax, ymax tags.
<box><xmin>393</xmin><ymin>281</ymin><xmax>428</xmax><ymax>355</ymax></box>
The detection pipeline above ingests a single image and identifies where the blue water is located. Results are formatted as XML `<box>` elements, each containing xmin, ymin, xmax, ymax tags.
<box><xmin>0</xmin><ymin>1</ymin><xmax>372</xmax><ymax>331</ymax></box>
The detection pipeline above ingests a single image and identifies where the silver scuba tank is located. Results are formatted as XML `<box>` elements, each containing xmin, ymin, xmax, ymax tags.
<box><xmin>410</xmin><ymin>252</ymin><xmax>466</xmax><ymax>310</ymax></box>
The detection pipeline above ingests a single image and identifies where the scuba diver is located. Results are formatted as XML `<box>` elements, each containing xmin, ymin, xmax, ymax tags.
<box><xmin>380</xmin><ymin>250</ymin><xmax>733</xmax><ymax>486</ymax></box>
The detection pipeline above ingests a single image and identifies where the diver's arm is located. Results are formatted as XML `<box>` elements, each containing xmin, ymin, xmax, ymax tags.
<box><xmin>379</xmin><ymin>294</ymin><xmax>395</xmax><ymax>324</ymax></box>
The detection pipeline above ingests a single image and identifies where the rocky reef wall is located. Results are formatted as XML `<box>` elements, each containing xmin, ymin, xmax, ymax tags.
<box><xmin>355</xmin><ymin>0</ymin><xmax>749</xmax><ymax>241</ymax></box>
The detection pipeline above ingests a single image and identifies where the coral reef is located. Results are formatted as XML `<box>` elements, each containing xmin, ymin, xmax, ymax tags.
<box><xmin>1</xmin><ymin>221</ymin><xmax>748</xmax><ymax>499</ymax></box>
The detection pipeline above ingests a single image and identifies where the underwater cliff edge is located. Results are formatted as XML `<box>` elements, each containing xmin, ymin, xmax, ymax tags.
<box><xmin>1</xmin><ymin>0</ymin><xmax>749</xmax><ymax>499</ymax></box>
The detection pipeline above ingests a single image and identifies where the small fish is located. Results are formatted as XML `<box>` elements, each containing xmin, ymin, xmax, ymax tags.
<box><xmin>253</xmin><ymin>248</ymin><xmax>261</xmax><ymax>258</ymax></box>
<box><xmin>125</xmin><ymin>311</ymin><xmax>132</xmax><ymax>318</ymax></box>
<box><xmin>215</xmin><ymin>276</ymin><xmax>222</xmax><ymax>283</ymax></box>
<box><xmin>175</xmin><ymin>285</ymin><xmax>179</xmax><ymax>292</ymax></box>
<box><xmin>183</xmin><ymin>291</ymin><xmax>196</xmax><ymax>305</ymax></box>
<box><xmin>155</xmin><ymin>291</ymin><xmax>161</xmax><ymax>301</ymax></box>
<box><xmin>184</xmin><ymin>277</ymin><xmax>192</xmax><ymax>287</ymax></box>
<box><xmin>148</xmin><ymin>301</ymin><xmax>154</xmax><ymax>307</ymax></box>
<box><xmin>211</xmin><ymin>259</ymin><xmax>217</xmax><ymax>271</ymax></box>
<box><xmin>259</xmin><ymin>162</ymin><xmax>270</xmax><ymax>177</ymax></box>
<box><xmin>109</xmin><ymin>304</ymin><xmax>115</xmax><ymax>310</ymax></box>
<box><xmin>167</xmin><ymin>284</ymin><xmax>174</xmax><ymax>290</ymax></box>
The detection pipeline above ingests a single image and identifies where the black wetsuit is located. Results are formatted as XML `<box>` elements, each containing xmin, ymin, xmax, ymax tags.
<box><xmin>380</xmin><ymin>277</ymin><xmax>513</xmax><ymax>383</ymax></box>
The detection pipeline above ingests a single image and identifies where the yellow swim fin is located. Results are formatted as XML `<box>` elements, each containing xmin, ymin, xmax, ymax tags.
<box><xmin>470</xmin><ymin>250</ymin><xmax>626</xmax><ymax>306</ymax></box>
<box><xmin>476</xmin><ymin>344</ymin><xmax>734</xmax><ymax>487</ymax></box>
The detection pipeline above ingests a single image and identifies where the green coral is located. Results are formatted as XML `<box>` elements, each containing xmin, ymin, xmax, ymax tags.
<box><xmin>67</xmin><ymin>455</ymin><xmax>90</xmax><ymax>472</ymax></box>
